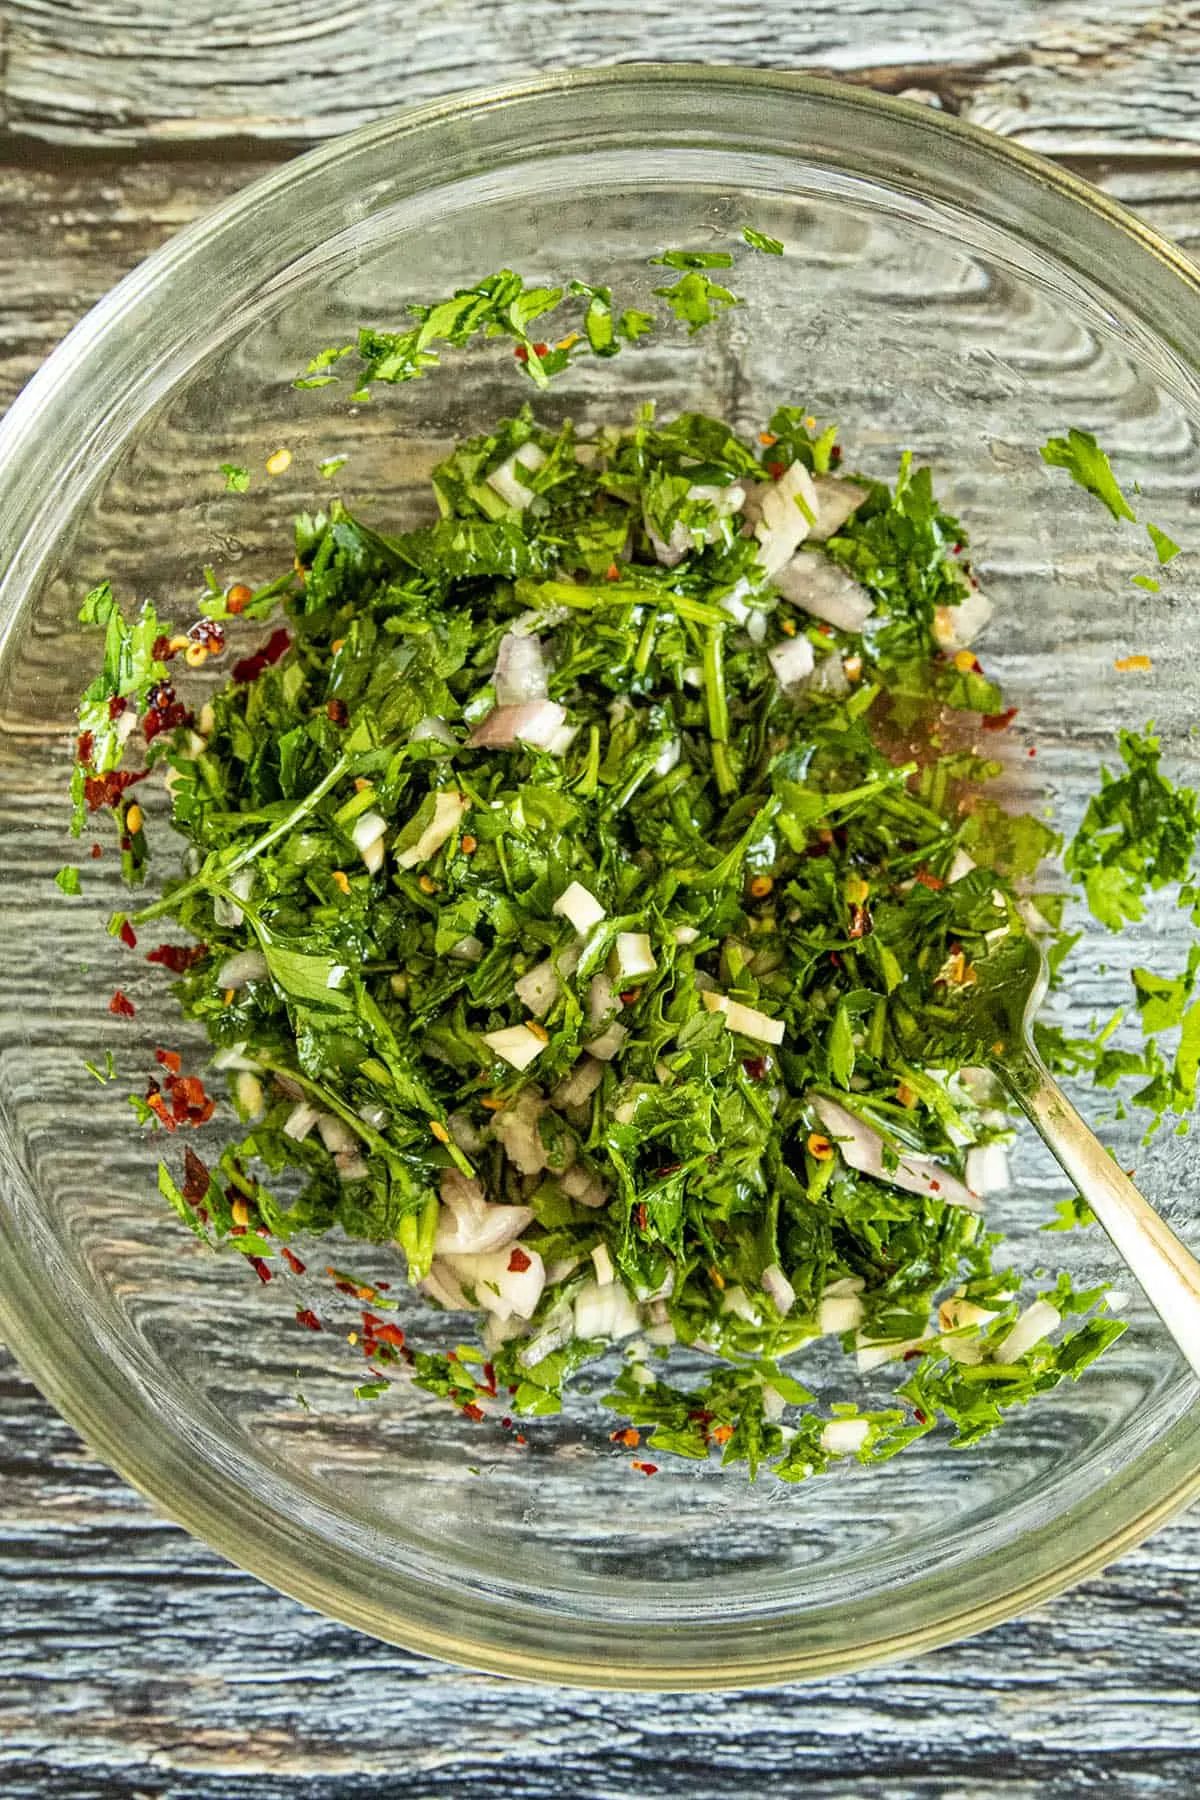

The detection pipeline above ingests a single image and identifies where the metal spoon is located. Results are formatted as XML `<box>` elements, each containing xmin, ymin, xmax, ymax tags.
<box><xmin>950</xmin><ymin>917</ymin><xmax>1200</xmax><ymax>1379</ymax></box>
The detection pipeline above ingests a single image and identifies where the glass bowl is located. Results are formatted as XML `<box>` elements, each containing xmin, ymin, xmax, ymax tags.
<box><xmin>2</xmin><ymin>66</ymin><xmax>1199</xmax><ymax>1690</ymax></box>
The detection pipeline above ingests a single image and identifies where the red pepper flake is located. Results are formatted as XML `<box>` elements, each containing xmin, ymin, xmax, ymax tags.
<box><xmin>108</xmin><ymin>989</ymin><xmax>135</xmax><ymax>1017</ymax></box>
<box><xmin>482</xmin><ymin>1361</ymin><xmax>497</xmax><ymax>1394</ymax></box>
<box><xmin>914</xmin><ymin>871</ymin><xmax>944</xmax><ymax>892</ymax></box>
<box><xmin>119</xmin><ymin>919</ymin><xmax>138</xmax><ymax>950</ymax></box>
<box><xmin>1027</xmin><ymin>746</ymin><xmax>1037</xmax><ymax>758</ymax></box>
<box><xmin>828</xmin><ymin>950</ymin><xmax>841</xmax><ymax>967</ymax></box>
<box><xmin>742</xmin><ymin>1056</ymin><xmax>767</xmax><ymax>1081</ymax></box>
<box><xmin>711</xmin><ymin>1423</ymin><xmax>734</xmax><ymax>1445</ymax></box>
<box><xmin>913</xmin><ymin>1407</ymin><xmax>929</xmax><ymax>1423</ymax></box>
<box><xmin>462</xmin><ymin>1402</ymin><xmax>485</xmax><ymax>1423</ymax></box>
<box><xmin>282</xmin><ymin>1246</ymin><xmax>306</xmax><ymax>1275</ymax></box>
<box><xmin>326</xmin><ymin>698</ymin><xmax>349</xmax><ymax>727</ymax></box>
<box><xmin>981</xmin><ymin>706</ymin><xmax>1018</xmax><ymax>733</ymax></box>
<box><xmin>373</xmin><ymin>1323</ymin><xmax>407</xmax><ymax>1348</ymax></box>
<box><xmin>513</xmin><ymin>344</ymin><xmax>529</xmax><ymax>362</ymax></box>
<box><xmin>507</xmin><ymin>1245</ymin><xmax>532</xmax><ymax>1273</ymax></box>
<box><xmin>143</xmin><ymin>698</ymin><xmax>194</xmax><ymax>743</ymax></box>
<box><xmin>182</xmin><ymin>1145</ymin><xmax>211</xmax><ymax>1204</ymax></box>
<box><xmin>248</xmin><ymin>1255</ymin><xmax>272</xmax><ymax>1284</ymax></box>
<box><xmin>903</xmin><ymin>1347</ymin><xmax>924</xmax><ymax>1361</ymax></box>
<box><xmin>76</xmin><ymin>730</ymin><xmax>95</xmax><ymax>766</ymax></box>
<box><xmin>636</xmin><ymin>1201</ymin><xmax>649</xmax><ymax>1234</ymax></box>
<box><xmin>84</xmin><ymin>768</ymin><xmax>149</xmax><ymax>813</ymax></box>
<box><xmin>295</xmin><ymin>1308</ymin><xmax>322</xmax><ymax>1331</ymax></box>
<box><xmin>514</xmin><ymin>1433</ymin><xmax>528</xmax><ymax>1446</ymax></box>
<box><xmin>929</xmin><ymin>1179</ymin><xmax>941</xmax><ymax>1193</ymax></box>
<box><xmin>610</xmin><ymin>1427</ymin><xmax>640</xmax><ymax>1448</ymax></box>
<box><xmin>631</xmin><ymin>1461</ymin><xmax>658</xmax><ymax>1477</ymax></box>
<box><xmin>830</xmin><ymin>444</ymin><xmax>843</xmax><ymax>466</ymax></box>
<box><xmin>605</xmin><ymin>562</ymin><xmax>620</xmax><ymax>581</ymax></box>
<box><xmin>766</xmin><ymin>460</ymin><xmax>785</xmax><ymax>480</ymax></box>
<box><xmin>147</xmin><ymin>941</ymin><xmax>207</xmax><ymax>973</ymax></box>
<box><xmin>107</xmin><ymin>694</ymin><xmax>128</xmax><ymax>721</ymax></box>
<box><xmin>151</xmin><ymin>634</ymin><xmax>176</xmax><ymax>660</ymax></box>
<box><xmin>502</xmin><ymin>1416</ymin><xmax>513</xmax><ymax>1430</ymax></box>
<box><xmin>231</xmin><ymin>627</ymin><xmax>290</xmax><ymax>685</ymax></box>
<box><xmin>90</xmin><ymin>842</ymin><xmax>103</xmax><ymax>859</ymax></box>
<box><xmin>155</xmin><ymin>1047</ymin><xmax>182</xmax><ymax>1074</ymax></box>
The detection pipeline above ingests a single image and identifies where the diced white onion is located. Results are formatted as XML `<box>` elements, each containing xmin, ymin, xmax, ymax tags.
<box><xmin>467</xmin><ymin>699</ymin><xmax>568</xmax><ymax>751</ymax></box>
<box><xmin>938</xmin><ymin>1292</ymin><xmax>999</xmax><ymax>1332</ymax></box>
<box><xmin>948</xmin><ymin>848</ymin><xmax>976</xmax><ymax>884</ymax></box>
<box><xmin>486</xmin><ymin>441</ymin><xmax>546</xmax><ymax>511</ymax></box>
<box><xmin>933</xmin><ymin>584</ymin><xmax>993</xmax><ymax>650</ymax></box>
<box><xmin>820</xmin><ymin>1417</ymin><xmax>872</xmax><ymax>1455</ymax></box>
<box><xmin>351</xmin><ymin>809</ymin><xmax>388</xmax><ymax>854</ymax></box>
<box><xmin>217</xmin><ymin>949</ymin><xmax>268</xmax><ymax>990</ymax></box>
<box><xmin>613</xmin><ymin>931</ymin><xmax>656</xmax><ymax>980</ymax></box>
<box><xmin>214</xmin><ymin>866</ymin><xmax>255</xmax><ymax>928</ymax></box>
<box><xmin>653</xmin><ymin>737</ymin><xmax>681</xmax><ymax>776</ymax></box>
<box><xmin>494</xmin><ymin>630</ymin><xmax>548</xmax><ymax>706</ymax></box>
<box><xmin>819</xmin><ymin>1292</ymin><xmax>867</xmax><ymax>1335</ymax></box>
<box><xmin>809</xmin><ymin>1093</ymin><xmax>980</xmax><ymax>1211</ymax></box>
<box><xmin>491</xmin><ymin>1091</ymin><xmax>547</xmax><ymax>1175</ymax></box>
<box><xmin>768</xmin><ymin>634</ymin><xmax>816</xmax><ymax>689</ymax></box>
<box><xmin>482</xmin><ymin>1024</ymin><xmax>546</xmax><ymax>1071</ymax></box>
<box><xmin>994</xmin><ymin>1299</ymin><xmax>1061</xmax><ymax>1364</ymax></box>
<box><xmin>446</xmin><ymin>1110</ymin><xmax>483</xmax><ymax>1154</ymax></box>
<box><xmin>519</xmin><ymin>1297</ymin><xmax>574</xmax><ymax>1367</ymax></box>
<box><xmin>591</xmin><ymin>1243</ymin><xmax>615</xmax><ymax>1287</ymax></box>
<box><xmin>410</xmin><ymin>715</ymin><xmax>457</xmax><ymax>745</ymax></box>
<box><xmin>283</xmin><ymin>1101</ymin><xmax>320</xmax><ymax>1142</ymax></box>
<box><xmin>721</xmin><ymin>1284</ymin><xmax>760</xmax><ymax>1324</ymax></box>
<box><xmin>761</xmin><ymin>1263</ymin><xmax>796</xmax><ymax>1316</ymax></box>
<box><xmin>643</xmin><ymin>1320</ymin><xmax>677</xmax><ymax>1347</ymax></box>
<box><xmin>762</xmin><ymin>1384</ymin><xmax>788</xmax><ymax>1423</ymax></box>
<box><xmin>435</xmin><ymin>1169</ymin><xmax>534</xmax><ymax>1256</ymax></box>
<box><xmin>807</xmin><ymin>476</ymin><xmax>870</xmax><ymax>542</ymax></box>
<box><xmin>965</xmin><ymin>1142</ymin><xmax>1010</xmax><ymax>1197</ymax></box>
<box><xmin>754</xmin><ymin>460</ymin><xmax>820</xmax><ymax>577</ymax></box>
<box><xmin>515</xmin><ymin>957</ymin><xmax>561</xmax><ymax>1018</ymax></box>
<box><xmin>361</xmin><ymin>835</ymin><xmax>386</xmax><ymax>875</ymax></box>
<box><xmin>396</xmin><ymin>789</ymin><xmax>470</xmax><ymax>869</ymax></box>
<box><xmin>316</xmin><ymin>1113</ymin><xmax>358</xmax><ymax>1156</ymax></box>
<box><xmin>335</xmin><ymin>1150</ymin><xmax>369</xmax><ymax>1182</ymax></box>
<box><xmin>574</xmin><ymin>1278</ymin><xmax>641</xmax><ymax>1342</ymax></box>
<box><xmin>445</xmin><ymin>1244</ymin><xmax>546</xmax><ymax>1322</ymax></box>
<box><xmin>449</xmin><ymin>933</ymin><xmax>483</xmax><ymax>962</ymax></box>
<box><xmin>585</xmin><ymin>1020</ymin><xmax>628</xmax><ymax>1062</ymax></box>
<box><xmin>855</xmin><ymin>1336</ymin><xmax>922</xmax><ymax>1373</ymax></box>
<box><xmin>560</xmin><ymin>1162</ymin><xmax>608</xmax><ymax>1208</ymax></box>
<box><xmin>552</xmin><ymin>1057</ymin><xmax>605</xmax><ymax>1109</ymax></box>
<box><xmin>209</xmin><ymin>1041</ymin><xmax>261</xmax><ymax>1073</ymax></box>
<box><xmin>702</xmin><ymin>990</ymin><xmax>786</xmax><ymax>1046</ymax></box>
<box><xmin>421</xmin><ymin>1260</ymin><xmax>473</xmax><ymax>1311</ymax></box>
<box><xmin>545</xmin><ymin>722</ymin><xmax>579</xmax><ymax>757</ymax></box>
<box><xmin>235</xmin><ymin>1071</ymin><xmax>264</xmax><ymax>1119</ymax></box>
<box><xmin>673</xmin><ymin>925</ymin><xmax>700</xmax><ymax>946</ymax></box>
<box><xmin>588</xmin><ymin>972</ymin><xmax>615</xmax><ymax>1029</ymax></box>
<box><xmin>553</xmin><ymin>879</ymin><xmax>606</xmax><ymax>935</ymax></box>
<box><xmin>773</xmin><ymin>553</ymin><xmax>875</xmax><ymax>633</ymax></box>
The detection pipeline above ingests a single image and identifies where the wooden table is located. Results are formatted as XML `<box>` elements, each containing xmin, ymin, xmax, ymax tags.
<box><xmin>3</xmin><ymin>5</ymin><xmax>1200</xmax><ymax>1792</ymax></box>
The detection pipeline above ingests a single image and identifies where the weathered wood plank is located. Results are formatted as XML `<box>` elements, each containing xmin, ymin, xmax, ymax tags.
<box><xmin>5</xmin><ymin>0</ymin><xmax>1200</xmax><ymax>160</ymax></box>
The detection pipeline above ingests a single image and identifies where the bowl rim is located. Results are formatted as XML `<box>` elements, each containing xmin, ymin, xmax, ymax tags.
<box><xmin>2</xmin><ymin>61</ymin><xmax>1200</xmax><ymax>1689</ymax></box>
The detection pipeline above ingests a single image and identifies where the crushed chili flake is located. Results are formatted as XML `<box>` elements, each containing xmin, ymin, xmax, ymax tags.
<box><xmin>766</xmin><ymin>460</ymin><xmax>785</xmax><ymax>479</ymax></box>
<box><xmin>373</xmin><ymin>1323</ymin><xmax>407</xmax><ymax>1348</ymax></box>
<box><xmin>502</xmin><ymin>1416</ymin><xmax>513</xmax><ymax>1430</ymax></box>
<box><xmin>462</xmin><ymin>1402</ymin><xmax>485</xmax><ymax>1423</ymax></box>
<box><xmin>247</xmin><ymin>1255</ymin><xmax>272</xmax><ymax>1284</ymax></box>
<box><xmin>610</xmin><ymin>1427</ymin><xmax>640</xmax><ymax>1448</ymax></box>
<box><xmin>711</xmin><ymin>1423</ymin><xmax>734</xmax><ymax>1445</ymax></box>
<box><xmin>84</xmin><ymin>768</ymin><xmax>149</xmax><ymax>813</ymax></box>
<box><xmin>188</xmin><ymin>618</ymin><xmax>226</xmax><ymax>655</ymax></box>
<box><xmin>142</xmin><ymin>696</ymin><xmax>193</xmax><ymax>743</ymax></box>
<box><xmin>514</xmin><ymin>1433</ymin><xmax>527</xmax><ymax>1445</ymax></box>
<box><xmin>981</xmin><ymin>706</ymin><xmax>1018</xmax><ymax>732</ymax></box>
<box><xmin>636</xmin><ymin>1201</ymin><xmax>649</xmax><ymax>1233</ymax></box>
<box><xmin>326</xmin><ymin>698</ymin><xmax>349</xmax><ymax>727</ymax></box>
<box><xmin>226</xmin><ymin>583</ymin><xmax>254</xmax><ymax>614</ymax></box>
<box><xmin>295</xmin><ymin>1308</ymin><xmax>322</xmax><ymax>1331</ymax></box>
<box><xmin>155</xmin><ymin>1047</ymin><xmax>182</xmax><ymax>1074</ymax></box>
<box><xmin>282</xmin><ymin>1246</ymin><xmax>306</xmax><ymax>1275</ymax></box>
<box><xmin>107</xmin><ymin>694</ymin><xmax>128</xmax><ymax>721</ymax></box>
<box><xmin>76</xmin><ymin>730</ymin><xmax>95</xmax><ymax>765</ymax></box>
<box><xmin>147</xmin><ymin>941</ymin><xmax>207</xmax><ymax>973</ymax></box>
<box><xmin>151</xmin><ymin>634</ymin><xmax>176</xmax><ymax>660</ymax></box>
<box><xmin>605</xmin><ymin>562</ymin><xmax>620</xmax><ymax>581</ymax></box>
<box><xmin>182</xmin><ymin>1145</ymin><xmax>211</xmax><ymax>1204</ymax></box>
<box><xmin>631</xmin><ymin>1461</ymin><xmax>658</xmax><ymax>1477</ymax></box>
<box><xmin>914</xmin><ymin>870</ymin><xmax>944</xmax><ymax>892</ymax></box>
<box><xmin>507</xmin><ymin>1246</ymin><xmax>532</xmax><ymax>1273</ymax></box>
<box><xmin>108</xmin><ymin>989</ymin><xmax>136</xmax><ymax>1017</ymax></box>
<box><xmin>231</xmin><ymin>626</ymin><xmax>291</xmax><ymax>685</ymax></box>
<box><xmin>913</xmin><ymin>1407</ymin><xmax>929</xmax><ymax>1425</ymax></box>
<box><xmin>482</xmin><ymin>1361</ymin><xmax>496</xmax><ymax>1393</ymax></box>
<box><xmin>90</xmin><ymin>842</ymin><xmax>103</xmax><ymax>859</ymax></box>
<box><xmin>119</xmin><ymin>919</ymin><xmax>138</xmax><ymax>950</ymax></box>
<box><xmin>742</xmin><ymin>1057</ymin><xmax>767</xmax><ymax>1081</ymax></box>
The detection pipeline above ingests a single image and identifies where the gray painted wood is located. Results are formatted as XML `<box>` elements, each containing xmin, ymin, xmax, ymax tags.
<box><xmin>2</xmin><ymin>6</ymin><xmax>1200</xmax><ymax>1792</ymax></box>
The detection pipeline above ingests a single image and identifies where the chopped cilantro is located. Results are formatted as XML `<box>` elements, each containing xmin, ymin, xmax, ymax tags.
<box><xmin>652</xmin><ymin>270</ymin><xmax>742</xmax><ymax>334</ymax></box>
<box><xmin>221</xmin><ymin>463</ymin><xmax>250</xmax><ymax>493</ymax></box>
<box><xmin>1147</xmin><ymin>521</ymin><xmax>1182</xmax><ymax>564</ymax></box>
<box><xmin>1065</xmin><ymin>727</ymin><xmax>1200</xmax><ymax>929</ymax></box>
<box><xmin>55</xmin><ymin>865</ymin><xmax>82</xmax><ymax>895</ymax></box>
<box><xmin>317</xmin><ymin>455</ymin><xmax>348</xmax><ymax>480</ymax></box>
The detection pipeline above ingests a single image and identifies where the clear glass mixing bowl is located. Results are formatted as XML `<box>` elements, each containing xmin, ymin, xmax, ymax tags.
<box><xmin>1</xmin><ymin>67</ymin><xmax>1199</xmax><ymax>1688</ymax></box>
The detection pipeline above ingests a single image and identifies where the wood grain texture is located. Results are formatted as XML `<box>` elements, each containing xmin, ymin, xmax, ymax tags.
<box><xmin>3</xmin><ymin>0</ymin><xmax>1200</xmax><ymax>160</ymax></box>
<box><xmin>3</xmin><ymin>4</ymin><xmax>1200</xmax><ymax>1792</ymax></box>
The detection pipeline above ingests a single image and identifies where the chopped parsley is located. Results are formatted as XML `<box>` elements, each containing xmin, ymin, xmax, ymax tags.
<box><xmin>67</xmin><ymin>300</ymin><xmax>1172</xmax><ymax>1482</ymax></box>
<box><xmin>221</xmin><ymin>463</ymin><xmax>251</xmax><ymax>493</ymax></box>
<box><xmin>741</xmin><ymin>227</ymin><xmax>784</xmax><ymax>256</ymax></box>
<box><xmin>1040</xmin><ymin>428</ymin><xmax>1135</xmax><ymax>523</ymax></box>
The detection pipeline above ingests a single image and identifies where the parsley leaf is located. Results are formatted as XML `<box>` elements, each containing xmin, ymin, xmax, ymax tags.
<box><xmin>1040</xmin><ymin>428</ymin><xmax>1136</xmax><ymax>523</ymax></box>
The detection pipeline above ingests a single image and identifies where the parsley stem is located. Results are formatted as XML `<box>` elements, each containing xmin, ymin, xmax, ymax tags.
<box><xmin>702</xmin><ymin>625</ymin><xmax>735</xmax><ymax>797</ymax></box>
<box><xmin>131</xmin><ymin>753</ymin><xmax>352</xmax><ymax>924</ymax></box>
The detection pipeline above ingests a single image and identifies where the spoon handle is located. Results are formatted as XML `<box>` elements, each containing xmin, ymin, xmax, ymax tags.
<box><xmin>1014</xmin><ymin>1059</ymin><xmax>1200</xmax><ymax>1380</ymax></box>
